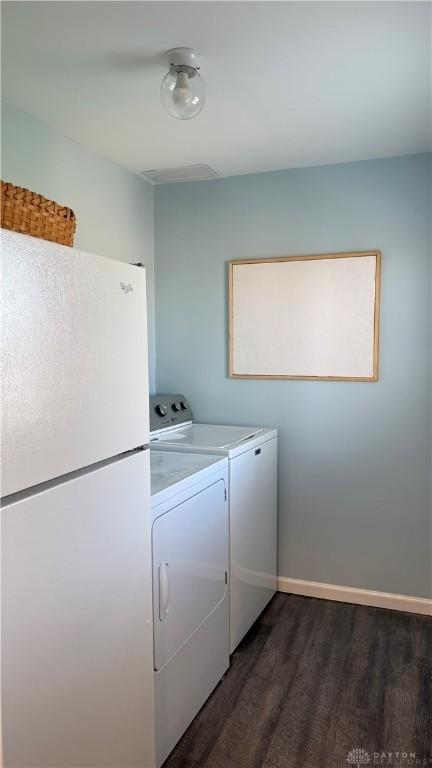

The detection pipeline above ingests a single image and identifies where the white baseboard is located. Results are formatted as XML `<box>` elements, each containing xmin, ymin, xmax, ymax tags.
<box><xmin>277</xmin><ymin>576</ymin><xmax>432</xmax><ymax>616</ymax></box>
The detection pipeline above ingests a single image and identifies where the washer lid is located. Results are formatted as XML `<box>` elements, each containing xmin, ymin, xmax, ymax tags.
<box><xmin>150</xmin><ymin>450</ymin><xmax>225</xmax><ymax>497</ymax></box>
<box><xmin>151</xmin><ymin>423</ymin><xmax>264</xmax><ymax>450</ymax></box>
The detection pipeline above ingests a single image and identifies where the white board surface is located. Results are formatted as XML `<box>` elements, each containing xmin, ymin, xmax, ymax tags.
<box><xmin>229</xmin><ymin>253</ymin><xmax>380</xmax><ymax>381</ymax></box>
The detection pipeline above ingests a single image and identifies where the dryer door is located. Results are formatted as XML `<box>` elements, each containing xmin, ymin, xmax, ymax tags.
<box><xmin>153</xmin><ymin>478</ymin><xmax>228</xmax><ymax>671</ymax></box>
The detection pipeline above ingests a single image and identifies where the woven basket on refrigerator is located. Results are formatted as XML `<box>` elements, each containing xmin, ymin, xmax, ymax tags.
<box><xmin>1</xmin><ymin>181</ymin><xmax>76</xmax><ymax>247</ymax></box>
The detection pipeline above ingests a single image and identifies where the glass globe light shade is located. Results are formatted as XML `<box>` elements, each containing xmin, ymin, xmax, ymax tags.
<box><xmin>161</xmin><ymin>68</ymin><xmax>205</xmax><ymax>120</ymax></box>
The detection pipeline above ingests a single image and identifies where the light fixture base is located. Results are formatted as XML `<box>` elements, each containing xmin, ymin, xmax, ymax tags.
<box><xmin>164</xmin><ymin>47</ymin><xmax>201</xmax><ymax>72</ymax></box>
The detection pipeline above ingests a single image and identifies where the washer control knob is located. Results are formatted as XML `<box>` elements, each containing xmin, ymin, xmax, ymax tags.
<box><xmin>180</xmin><ymin>400</ymin><xmax>188</xmax><ymax>410</ymax></box>
<box><xmin>156</xmin><ymin>404</ymin><xmax>167</xmax><ymax>417</ymax></box>
<box><xmin>172</xmin><ymin>402</ymin><xmax>182</xmax><ymax>412</ymax></box>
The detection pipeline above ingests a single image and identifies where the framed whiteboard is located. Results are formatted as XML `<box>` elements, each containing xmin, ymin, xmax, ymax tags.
<box><xmin>228</xmin><ymin>251</ymin><xmax>381</xmax><ymax>381</ymax></box>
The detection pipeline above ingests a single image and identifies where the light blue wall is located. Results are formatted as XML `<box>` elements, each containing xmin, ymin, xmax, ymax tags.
<box><xmin>2</xmin><ymin>106</ymin><xmax>430</xmax><ymax>598</ymax></box>
<box><xmin>1</xmin><ymin>103</ymin><xmax>157</xmax><ymax>390</ymax></box>
<box><xmin>155</xmin><ymin>154</ymin><xmax>431</xmax><ymax>599</ymax></box>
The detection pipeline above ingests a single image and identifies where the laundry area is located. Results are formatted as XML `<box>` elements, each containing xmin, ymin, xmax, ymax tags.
<box><xmin>1</xmin><ymin>2</ymin><xmax>431</xmax><ymax>767</ymax></box>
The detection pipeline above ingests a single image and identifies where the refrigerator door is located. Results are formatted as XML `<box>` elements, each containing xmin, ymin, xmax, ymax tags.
<box><xmin>2</xmin><ymin>449</ymin><xmax>155</xmax><ymax>768</ymax></box>
<box><xmin>1</xmin><ymin>230</ymin><xmax>149</xmax><ymax>497</ymax></box>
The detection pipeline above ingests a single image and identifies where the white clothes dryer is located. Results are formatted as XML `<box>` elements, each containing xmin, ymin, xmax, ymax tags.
<box><xmin>150</xmin><ymin>450</ymin><xmax>229</xmax><ymax>767</ymax></box>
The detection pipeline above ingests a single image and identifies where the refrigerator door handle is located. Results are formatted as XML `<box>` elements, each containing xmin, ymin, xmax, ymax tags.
<box><xmin>159</xmin><ymin>561</ymin><xmax>170</xmax><ymax>621</ymax></box>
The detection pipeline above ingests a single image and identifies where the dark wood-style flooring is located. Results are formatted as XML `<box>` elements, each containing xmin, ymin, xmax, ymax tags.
<box><xmin>164</xmin><ymin>593</ymin><xmax>432</xmax><ymax>768</ymax></box>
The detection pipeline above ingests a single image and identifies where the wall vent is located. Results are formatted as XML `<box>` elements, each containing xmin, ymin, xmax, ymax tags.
<box><xmin>141</xmin><ymin>164</ymin><xmax>218</xmax><ymax>184</ymax></box>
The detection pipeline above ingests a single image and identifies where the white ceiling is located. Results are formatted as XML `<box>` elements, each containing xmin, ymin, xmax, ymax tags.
<box><xmin>2</xmin><ymin>1</ymin><xmax>431</xmax><ymax>179</ymax></box>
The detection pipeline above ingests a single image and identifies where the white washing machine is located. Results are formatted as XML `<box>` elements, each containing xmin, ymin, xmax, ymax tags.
<box><xmin>150</xmin><ymin>395</ymin><xmax>278</xmax><ymax>654</ymax></box>
<box><xmin>150</xmin><ymin>450</ymin><xmax>229</xmax><ymax>767</ymax></box>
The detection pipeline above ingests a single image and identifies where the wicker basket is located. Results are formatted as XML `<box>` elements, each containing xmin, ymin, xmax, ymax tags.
<box><xmin>1</xmin><ymin>181</ymin><xmax>76</xmax><ymax>247</ymax></box>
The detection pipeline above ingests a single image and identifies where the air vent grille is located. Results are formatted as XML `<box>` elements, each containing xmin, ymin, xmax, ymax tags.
<box><xmin>141</xmin><ymin>164</ymin><xmax>218</xmax><ymax>184</ymax></box>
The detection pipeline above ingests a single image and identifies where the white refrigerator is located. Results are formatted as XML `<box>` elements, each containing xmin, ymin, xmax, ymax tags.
<box><xmin>1</xmin><ymin>230</ymin><xmax>156</xmax><ymax>768</ymax></box>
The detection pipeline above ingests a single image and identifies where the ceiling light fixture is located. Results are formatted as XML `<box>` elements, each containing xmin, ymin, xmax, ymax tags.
<box><xmin>161</xmin><ymin>48</ymin><xmax>205</xmax><ymax>120</ymax></box>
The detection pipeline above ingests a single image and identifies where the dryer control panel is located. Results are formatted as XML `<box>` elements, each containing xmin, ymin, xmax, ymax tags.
<box><xmin>150</xmin><ymin>394</ymin><xmax>193</xmax><ymax>432</ymax></box>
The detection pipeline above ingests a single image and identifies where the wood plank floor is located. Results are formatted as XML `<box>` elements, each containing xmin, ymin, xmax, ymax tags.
<box><xmin>164</xmin><ymin>594</ymin><xmax>432</xmax><ymax>768</ymax></box>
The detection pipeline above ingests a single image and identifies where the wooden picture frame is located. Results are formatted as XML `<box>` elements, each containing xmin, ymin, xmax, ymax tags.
<box><xmin>228</xmin><ymin>251</ymin><xmax>381</xmax><ymax>382</ymax></box>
